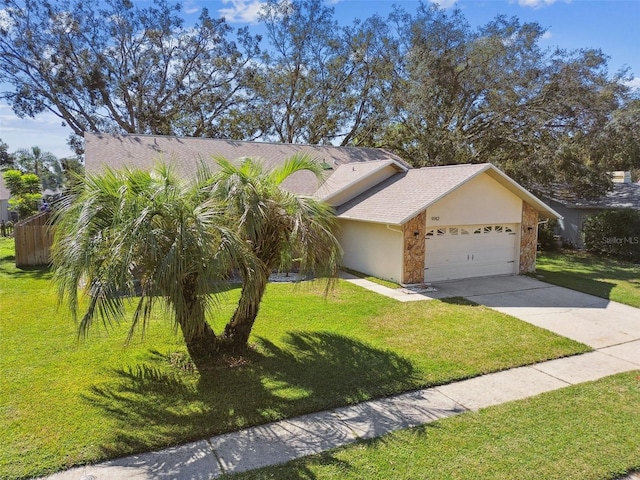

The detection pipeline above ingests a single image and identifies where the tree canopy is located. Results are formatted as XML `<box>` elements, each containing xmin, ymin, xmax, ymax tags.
<box><xmin>1</xmin><ymin>0</ymin><xmax>638</xmax><ymax>196</ymax></box>
<box><xmin>373</xmin><ymin>5</ymin><xmax>635</xmax><ymax>196</ymax></box>
<box><xmin>13</xmin><ymin>146</ymin><xmax>64</xmax><ymax>191</ymax></box>
<box><xmin>0</xmin><ymin>0</ymin><xmax>260</xmax><ymax>142</ymax></box>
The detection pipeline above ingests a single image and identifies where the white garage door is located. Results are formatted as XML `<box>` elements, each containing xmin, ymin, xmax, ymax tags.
<box><xmin>424</xmin><ymin>224</ymin><xmax>519</xmax><ymax>282</ymax></box>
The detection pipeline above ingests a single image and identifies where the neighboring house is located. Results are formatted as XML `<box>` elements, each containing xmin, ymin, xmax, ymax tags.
<box><xmin>0</xmin><ymin>175</ymin><xmax>10</xmax><ymax>222</ymax></box>
<box><xmin>84</xmin><ymin>133</ymin><xmax>561</xmax><ymax>285</ymax></box>
<box><xmin>545</xmin><ymin>172</ymin><xmax>640</xmax><ymax>249</ymax></box>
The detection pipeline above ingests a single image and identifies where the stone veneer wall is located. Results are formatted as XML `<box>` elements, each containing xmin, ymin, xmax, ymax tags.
<box><xmin>519</xmin><ymin>202</ymin><xmax>538</xmax><ymax>273</ymax></box>
<box><xmin>402</xmin><ymin>210</ymin><xmax>426</xmax><ymax>284</ymax></box>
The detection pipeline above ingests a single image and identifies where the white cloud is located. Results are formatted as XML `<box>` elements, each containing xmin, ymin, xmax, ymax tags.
<box><xmin>541</xmin><ymin>31</ymin><xmax>553</xmax><ymax>40</ymax></box>
<box><xmin>0</xmin><ymin>9</ymin><xmax>12</xmax><ymax>31</ymax></box>
<box><xmin>624</xmin><ymin>77</ymin><xmax>640</xmax><ymax>92</ymax></box>
<box><xmin>183</xmin><ymin>1</ymin><xmax>200</xmax><ymax>15</ymax></box>
<box><xmin>516</xmin><ymin>0</ymin><xmax>574</xmax><ymax>8</ymax></box>
<box><xmin>428</xmin><ymin>0</ymin><xmax>459</xmax><ymax>8</ymax></box>
<box><xmin>0</xmin><ymin>104</ymin><xmax>75</xmax><ymax>158</ymax></box>
<box><xmin>218</xmin><ymin>0</ymin><xmax>265</xmax><ymax>24</ymax></box>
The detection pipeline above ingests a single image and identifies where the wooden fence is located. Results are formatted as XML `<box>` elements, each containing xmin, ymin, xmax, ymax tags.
<box><xmin>0</xmin><ymin>220</ymin><xmax>13</xmax><ymax>237</ymax></box>
<box><xmin>14</xmin><ymin>212</ymin><xmax>54</xmax><ymax>267</ymax></box>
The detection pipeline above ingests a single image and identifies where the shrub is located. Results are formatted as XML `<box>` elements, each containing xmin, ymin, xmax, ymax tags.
<box><xmin>582</xmin><ymin>209</ymin><xmax>640</xmax><ymax>262</ymax></box>
<box><xmin>537</xmin><ymin>219</ymin><xmax>559</xmax><ymax>251</ymax></box>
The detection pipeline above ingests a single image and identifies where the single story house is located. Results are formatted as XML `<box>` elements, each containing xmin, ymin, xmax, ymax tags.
<box><xmin>545</xmin><ymin>172</ymin><xmax>640</xmax><ymax>249</ymax></box>
<box><xmin>84</xmin><ymin>133</ymin><xmax>561</xmax><ymax>285</ymax></box>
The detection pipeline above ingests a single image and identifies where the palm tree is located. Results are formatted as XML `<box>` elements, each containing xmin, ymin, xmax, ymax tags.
<box><xmin>51</xmin><ymin>163</ymin><xmax>256</xmax><ymax>369</ymax></box>
<box><xmin>15</xmin><ymin>146</ymin><xmax>63</xmax><ymax>191</ymax></box>
<box><xmin>211</xmin><ymin>153</ymin><xmax>342</xmax><ymax>349</ymax></box>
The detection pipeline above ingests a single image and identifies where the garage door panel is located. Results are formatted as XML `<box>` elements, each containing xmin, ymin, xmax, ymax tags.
<box><xmin>424</xmin><ymin>224</ymin><xmax>518</xmax><ymax>282</ymax></box>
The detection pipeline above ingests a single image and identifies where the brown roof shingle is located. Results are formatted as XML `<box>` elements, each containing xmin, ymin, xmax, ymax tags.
<box><xmin>337</xmin><ymin>164</ymin><xmax>490</xmax><ymax>224</ymax></box>
<box><xmin>84</xmin><ymin>133</ymin><xmax>408</xmax><ymax>196</ymax></box>
<box><xmin>84</xmin><ymin>133</ymin><xmax>560</xmax><ymax>223</ymax></box>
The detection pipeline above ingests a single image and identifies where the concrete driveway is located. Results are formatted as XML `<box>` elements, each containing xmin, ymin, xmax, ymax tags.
<box><xmin>426</xmin><ymin>275</ymin><xmax>640</xmax><ymax>354</ymax></box>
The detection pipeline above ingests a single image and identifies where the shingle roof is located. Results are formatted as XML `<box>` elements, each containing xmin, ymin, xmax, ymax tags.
<box><xmin>314</xmin><ymin>159</ymin><xmax>407</xmax><ymax>202</ymax></box>
<box><xmin>84</xmin><ymin>133</ymin><xmax>408</xmax><ymax>196</ymax></box>
<box><xmin>337</xmin><ymin>163</ymin><xmax>562</xmax><ymax>224</ymax></box>
<box><xmin>84</xmin><ymin>133</ymin><xmax>560</xmax><ymax>224</ymax></box>
<box><xmin>337</xmin><ymin>163</ymin><xmax>490</xmax><ymax>224</ymax></box>
<box><xmin>551</xmin><ymin>183</ymin><xmax>640</xmax><ymax>210</ymax></box>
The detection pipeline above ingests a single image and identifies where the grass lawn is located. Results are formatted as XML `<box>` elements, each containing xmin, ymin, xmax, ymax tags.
<box><xmin>0</xmin><ymin>237</ymin><xmax>589</xmax><ymax>479</ymax></box>
<box><xmin>226</xmin><ymin>371</ymin><xmax>640</xmax><ymax>480</ymax></box>
<box><xmin>535</xmin><ymin>251</ymin><xmax>640</xmax><ymax>308</ymax></box>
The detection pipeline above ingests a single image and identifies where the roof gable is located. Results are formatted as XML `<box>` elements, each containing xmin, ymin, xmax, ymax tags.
<box><xmin>338</xmin><ymin>163</ymin><xmax>561</xmax><ymax>225</ymax></box>
<box><xmin>314</xmin><ymin>159</ymin><xmax>408</xmax><ymax>205</ymax></box>
<box><xmin>337</xmin><ymin>164</ymin><xmax>489</xmax><ymax>224</ymax></box>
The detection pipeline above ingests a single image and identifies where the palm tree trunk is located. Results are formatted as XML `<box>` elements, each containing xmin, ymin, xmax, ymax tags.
<box><xmin>177</xmin><ymin>286</ymin><xmax>218</xmax><ymax>369</ymax></box>
<box><xmin>179</xmin><ymin>317</ymin><xmax>218</xmax><ymax>369</ymax></box>
<box><xmin>221</xmin><ymin>269</ymin><xmax>268</xmax><ymax>350</ymax></box>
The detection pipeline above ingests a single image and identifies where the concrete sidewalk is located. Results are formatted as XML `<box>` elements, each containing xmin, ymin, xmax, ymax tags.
<box><xmin>40</xmin><ymin>274</ymin><xmax>640</xmax><ymax>480</ymax></box>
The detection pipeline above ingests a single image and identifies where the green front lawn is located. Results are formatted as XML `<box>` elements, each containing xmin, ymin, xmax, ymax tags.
<box><xmin>227</xmin><ymin>371</ymin><xmax>640</xmax><ymax>480</ymax></box>
<box><xmin>535</xmin><ymin>251</ymin><xmax>640</xmax><ymax>308</ymax></box>
<box><xmin>0</xmin><ymin>237</ymin><xmax>588</xmax><ymax>479</ymax></box>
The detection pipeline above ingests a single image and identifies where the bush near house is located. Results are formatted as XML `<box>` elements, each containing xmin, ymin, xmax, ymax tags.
<box><xmin>537</xmin><ymin>219</ymin><xmax>559</xmax><ymax>252</ymax></box>
<box><xmin>582</xmin><ymin>209</ymin><xmax>640</xmax><ymax>262</ymax></box>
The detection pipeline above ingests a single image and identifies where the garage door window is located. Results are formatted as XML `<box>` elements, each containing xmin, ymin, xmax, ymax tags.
<box><xmin>428</xmin><ymin>225</ymin><xmax>514</xmax><ymax>238</ymax></box>
<box><xmin>423</xmin><ymin>223</ymin><xmax>519</xmax><ymax>281</ymax></box>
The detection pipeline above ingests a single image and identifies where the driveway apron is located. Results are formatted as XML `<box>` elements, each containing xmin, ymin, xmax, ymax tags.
<box><xmin>425</xmin><ymin>275</ymin><xmax>640</xmax><ymax>352</ymax></box>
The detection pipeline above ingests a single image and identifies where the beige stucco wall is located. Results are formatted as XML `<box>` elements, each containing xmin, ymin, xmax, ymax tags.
<box><xmin>425</xmin><ymin>174</ymin><xmax>523</xmax><ymax>227</ymax></box>
<box><xmin>337</xmin><ymin>219</ymin><xmax>403</xmax><ymax>283</ymax></box>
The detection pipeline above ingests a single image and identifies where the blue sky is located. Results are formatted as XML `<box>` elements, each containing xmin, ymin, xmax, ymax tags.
<box><xmin>1</xmin><ymin>0</ymin><xmax>638</xmax><ymax>158</ymax></box>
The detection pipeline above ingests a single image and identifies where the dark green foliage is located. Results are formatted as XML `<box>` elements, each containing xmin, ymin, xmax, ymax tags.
<box><xmin>582</xmin><ymin>209</ymin><xmax>640</xmax><ymax>261</ymax></box>
<box><xmin>0</xmin><ymin>139</ymin><xmax>14</xmax><ymax>169</ymax></box>
<box><xmin>375</xmin><ymin>4</ymin><xmax>634</xmax><ymax>198</ymax></box>
<box><xmin>537</xmin><ymin>219</ymin><xmax>559</xmax><ymax>252</ymax></box>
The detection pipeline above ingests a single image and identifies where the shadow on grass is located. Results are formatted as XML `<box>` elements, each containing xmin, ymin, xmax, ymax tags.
<box><xmin>535</xmin><ymin>251</ymin><xmax>640</xmax><ymax>301</ymax></box>
<box><xmin>83</xmin><ymin>332</ymin><xmax>419</xmax><ymax>459</ymax></box>
<box><xmin>223</xmin><ymin>451</ymin><xmax>355</xmax><ymax>480</ymax></box>
<box><xmin>0</xmin><ymin>262</ymin><xmax>52</xmax><ymax>280</ymax></box>
<box><xmin>438</xmin><ymin>297</ymin><xmax>479</xmax><ymax>307</ymax></box>
<box><xmin>534</xmin><ymin>270</ymin><xmax>616</xmax><ymax>300</ymax></box>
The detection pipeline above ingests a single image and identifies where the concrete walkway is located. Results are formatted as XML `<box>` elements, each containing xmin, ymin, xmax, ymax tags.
<box><xmin>41</xmin><ymin>274</ymin><xmax>640</xmax><ymax>480</ymax></box>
